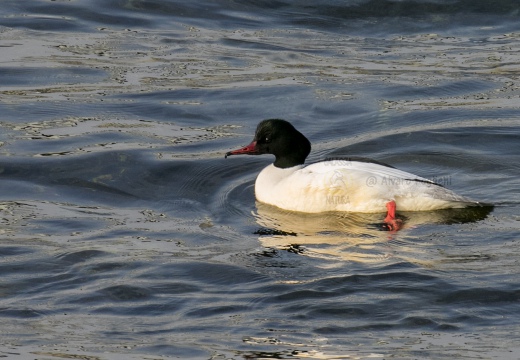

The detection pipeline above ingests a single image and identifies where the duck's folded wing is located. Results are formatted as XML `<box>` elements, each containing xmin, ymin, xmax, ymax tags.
<box><xmin>305</xmin><ymin>160</ymin><xmax>435</xmax><ymax>184</ymax></box>
<box><xmin>303</xmin><ymin>160</ymin><xmax>480</xmax><ymax>211</ymax></box>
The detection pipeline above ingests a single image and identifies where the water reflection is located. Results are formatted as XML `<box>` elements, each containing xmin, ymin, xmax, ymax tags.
<box><xmin>253</xmin><ymin>201</ymin><xmax>493</xmax><ymax>263</ymax></box>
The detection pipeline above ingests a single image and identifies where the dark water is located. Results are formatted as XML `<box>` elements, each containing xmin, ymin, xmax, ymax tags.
<box><xmin>1</xmin><ymin>1</ymin><xmax>520</xmax><ymax>359</ymax></box>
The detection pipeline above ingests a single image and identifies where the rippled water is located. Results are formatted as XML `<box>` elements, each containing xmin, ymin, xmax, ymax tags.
<box><xmin>1</xmin><ymin>1</ymin><xmax>520</xmax><ymax>359</ymax></box>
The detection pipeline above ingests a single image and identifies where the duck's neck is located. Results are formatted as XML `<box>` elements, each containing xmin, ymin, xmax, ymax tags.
<box><xmin>273</xmin><ymin>156</ymin><xmax>305</xmax><ymax>168</ymax></box>
<box><xmin>273</xmin><ymin>134</ymin><xmax>311</xmax><ymax>169</ymax></box>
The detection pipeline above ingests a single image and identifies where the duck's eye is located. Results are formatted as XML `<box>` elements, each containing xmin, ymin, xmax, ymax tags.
<box><xmin>264</xmin><ymin>136</ymin><xmax>271</xmax><ymax>143</ymax></box>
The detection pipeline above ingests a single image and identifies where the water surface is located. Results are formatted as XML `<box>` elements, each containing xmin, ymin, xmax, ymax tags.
<box><xmin>1</xmin><ymin>1</ymin><xmax>520</xmax><ymax>359</ymax></box>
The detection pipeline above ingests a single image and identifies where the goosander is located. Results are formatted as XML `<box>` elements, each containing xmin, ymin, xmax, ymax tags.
<box><xmin>225</xmin><ymin>119</ymin><xmax>483</xmax><ymax>230</ymax></box>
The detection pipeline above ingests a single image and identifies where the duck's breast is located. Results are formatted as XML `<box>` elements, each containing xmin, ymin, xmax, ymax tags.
<box><xmin>255</xmin><ymin>162</ymin><xmax>386</xmax><ymax>212</ymax></box>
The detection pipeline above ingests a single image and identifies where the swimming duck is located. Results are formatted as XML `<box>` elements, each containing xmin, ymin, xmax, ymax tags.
<box><xmin>226</xmin><ymin>119</ymin><xmax>482</xmax><ymax>230</ymax></box>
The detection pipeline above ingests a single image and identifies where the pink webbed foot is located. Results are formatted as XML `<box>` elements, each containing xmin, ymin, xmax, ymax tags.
<box><xmin>384</xmin><ymin>200</ymin><xmax>403</xmax><ymax>231</ymax></box>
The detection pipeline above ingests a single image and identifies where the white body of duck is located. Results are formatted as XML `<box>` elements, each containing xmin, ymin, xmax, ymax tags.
<box><xmin>255</xmin><ymin>161</ymin><xmax>476</xmax><ymax>213</ymax></box>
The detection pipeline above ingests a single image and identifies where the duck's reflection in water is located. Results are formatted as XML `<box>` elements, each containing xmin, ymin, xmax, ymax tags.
<box><xmin>253</xmin><ymin>202</ymin><xmax>493</xmax><ymax>264</ymax></box>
